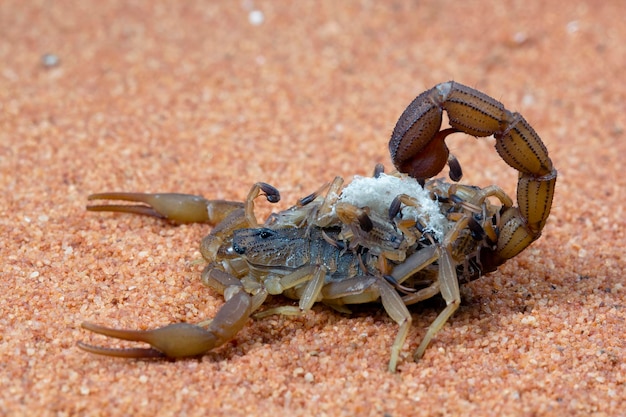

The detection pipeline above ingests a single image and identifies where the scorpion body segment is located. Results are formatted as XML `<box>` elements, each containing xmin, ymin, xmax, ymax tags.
<box><xmin>79</xmin><ymin>81</ymin><xmax>555</xmax><ymax>371</ymax></box>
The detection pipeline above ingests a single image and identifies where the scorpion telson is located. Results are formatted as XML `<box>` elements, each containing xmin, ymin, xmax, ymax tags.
<box><xmin>79</xmin><ymin>81</ymin><xmax>555</xmax><ymax>371</ymax></box>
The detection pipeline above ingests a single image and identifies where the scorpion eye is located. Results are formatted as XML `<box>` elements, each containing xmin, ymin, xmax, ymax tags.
<box><xmin>258</xmin><ymin>229</ymin><xmax>274</xmax><ymax>239</ymax></box>
<box><xmin>232</xmin><ymin>243</ymin><xmax>246</xmax><ymax>255</ymax></box>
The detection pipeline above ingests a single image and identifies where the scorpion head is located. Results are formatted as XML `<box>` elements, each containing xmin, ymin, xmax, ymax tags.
<box><xmin>232</xmin><ymin>227</ymin><xmax>310</xmax><ymax>269</ymax></box>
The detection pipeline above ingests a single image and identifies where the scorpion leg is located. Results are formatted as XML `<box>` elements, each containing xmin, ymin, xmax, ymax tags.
<box><xmin>298</xmin><ymin>265</ymin><xmax>327</xmax><ymax>311</ymax></box>
<box><xmin>390</xmin><ymin>245</ymin><xmax>438</xmax><ymax>285</ymax></box>
<box><xmin>201</xmin><ymin>265</ymin><xmax>269</xmax><ymax>322</ymax></box>
<box><xmin>322</xmin><ymin>275</ymin><xmax>411</xmax><ymax>372</ymax></box>
<box><xmin>412</xmin><ymin>245</ymin><xmax>460</xmax><ymax>360</ymax></box>
<box><xmin>78</xmin><ymin>291</ymin><xmax>254</xmax><ymax>359</ymax></box>
<box><xmin>389</xmin><ymin>217</ymin><xmax>475</xmax><ymax>360</ymax></box>
<box><xmin>239</xmin><ymin>266</ymin><xmax>327</xmax><ymax>319</ymax></box>
<box><xmin>87</xmin><ymin>192</ymin><xmax>244</xmax><ymax>224</ymax></box>
<box><xmin>263</xmin><ymin>264</ymin><xmax>327</xmax><ymax>311</ymax></box>
<box><xmin>377</xmin><ymin>279</ymin><xmax>412</xmax><ymax>372</ymax></box>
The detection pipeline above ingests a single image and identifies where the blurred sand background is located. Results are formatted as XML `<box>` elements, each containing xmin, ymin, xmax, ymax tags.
<box><xmin>1</xmin><ymin>1</ymin><xmax>624</xmax><ymax>416</ymax></box>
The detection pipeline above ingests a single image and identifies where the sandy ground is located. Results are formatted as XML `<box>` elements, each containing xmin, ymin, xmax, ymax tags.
<box><xmin>1</xmin><ymin>1</ymin><xmax>625</xmax><ymax>416</ymax></box>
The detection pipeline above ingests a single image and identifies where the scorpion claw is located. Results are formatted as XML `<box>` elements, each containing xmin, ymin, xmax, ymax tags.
<box><xmin>79</xmin><ymin>292</ymin><xmax>254</xmax><ymax>360</ymax></box>
<box><xmin>76</xmin><ymin>342</ymin><xmax>166</xmax><ymax>359</ymax></box>
<box><xmin>87</xmin><ymin>192</ymin><xmax>243</xmax><ymax>224</ymax></box>
<box><xmin>78</xmin><ymin>322</ymin><xmax>219</xmax><ymax>358</ymax></box>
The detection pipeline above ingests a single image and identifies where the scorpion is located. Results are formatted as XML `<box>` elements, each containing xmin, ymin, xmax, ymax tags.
<box><xmin>78</xmin><ymin>81</ymin><xmax>556</xmax><ymax>372</ymax></box>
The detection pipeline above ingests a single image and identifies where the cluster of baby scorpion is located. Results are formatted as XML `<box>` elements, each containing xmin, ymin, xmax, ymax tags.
<box><xmin>79</xmin><ymin>81</ymin><xmax>556</xmax><ymax>372</ymax></box>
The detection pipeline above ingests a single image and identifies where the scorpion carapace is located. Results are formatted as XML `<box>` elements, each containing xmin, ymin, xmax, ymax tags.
<box><xmin>78</xmin><ymin>81</ymin><xmax>556</xmax><ymax>372</ymax></box>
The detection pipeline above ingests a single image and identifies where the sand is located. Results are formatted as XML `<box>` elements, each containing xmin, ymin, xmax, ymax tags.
<box><xmin>1</xmin><ymin>1</ymin><xmax>624</xmax><ymax>416</ymax></box>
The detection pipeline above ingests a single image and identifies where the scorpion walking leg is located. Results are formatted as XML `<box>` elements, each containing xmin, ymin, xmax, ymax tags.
<box><xmin>298</xmin><ymin>265</ymin><xmax>328</xmax><ymax>311</ymax></box>
<box><xmin>322</xmin><ymin>276</ymin><xmax>411</xmax><ymax>372</ymax></box>
<box><xmin>251</xmin><ymin>266</ymin><xmax>330</xmax><ymax>319</ymax></box>
<box><xmin>377</xmin><ymin>279</ymin><xmax>412</xmax><ymax>372</ymax></box>
<box><xmin>263</xmin><ymin>264</ymin><xmax>328</xmax><ymax>312</ymax></box>
<box><xmin>401</xmin><ymin>281</ymin><xmax>441</xmax><ymax>306</ymax></box>
<box><xmin>390</xmin><ymin>245</ymin><xmax>438</xmax><ymax>286</ymax></box>
<box><xmin>412</xmin><ymin>246</ymin><xmax>460</xmax><ymax>360</ymax></box>
<box><xmin>389</xmin><ymin>218</ymin><xmax>473</xmax><ymax>360</ymax></box>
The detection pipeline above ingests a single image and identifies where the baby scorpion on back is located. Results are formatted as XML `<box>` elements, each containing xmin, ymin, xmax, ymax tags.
<box><xmin>78</xmin><ymin>81</ymin><xmax>556</xmax><ymax>371</ymax></box>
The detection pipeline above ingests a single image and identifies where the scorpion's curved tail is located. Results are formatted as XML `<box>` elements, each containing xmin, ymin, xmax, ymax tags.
<box><xmin>389</xmin><ymin>81</ymin><xmax>557</xmax><ymax>270</ymax></box>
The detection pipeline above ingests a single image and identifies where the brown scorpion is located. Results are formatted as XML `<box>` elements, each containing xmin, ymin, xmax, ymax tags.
<box><xmin>78</xmin><ymin>81</ymin><xmax>556</xmax><ymax>371</ymax></box>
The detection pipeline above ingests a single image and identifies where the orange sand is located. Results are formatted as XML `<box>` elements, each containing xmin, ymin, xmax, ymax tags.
<box><xmin>1</xmin><ymin>1</ymin><xmax>624</xmax><ymax>416</ymax></box>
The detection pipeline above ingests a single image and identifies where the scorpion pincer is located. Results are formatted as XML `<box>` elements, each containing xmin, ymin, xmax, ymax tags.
<box><xmin>78</xmin><ymin>81</ymin><xmax>556</xmax><ymax>371</ymax></box>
